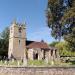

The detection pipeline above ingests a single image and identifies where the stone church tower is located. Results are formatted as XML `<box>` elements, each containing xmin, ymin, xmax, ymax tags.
<box><xmin>8</xmin><ymin>20</ymin><xmax>26</xmax><ymax>60</ymax></box>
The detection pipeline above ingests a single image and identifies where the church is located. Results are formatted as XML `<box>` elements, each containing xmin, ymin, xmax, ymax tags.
<box><xmin>8</xmin><ymin>21</ymin><xmax>59</xmax><ymax>61</ymax></box>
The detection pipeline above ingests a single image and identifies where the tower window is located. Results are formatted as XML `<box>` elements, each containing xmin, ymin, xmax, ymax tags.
<box><xmin>18</xmin><ymin>27</ymin><xmax>22</xmax><ymax>38</ymax></box>
<box><xmin>19</xmin><ymin>27</ymin><xmax>22</xmax><ymax>33</ymax></box>
<box><xmin>19</xmin><ymin>40</ymin><xmax>20</xmax><ymax>45</ymax></box>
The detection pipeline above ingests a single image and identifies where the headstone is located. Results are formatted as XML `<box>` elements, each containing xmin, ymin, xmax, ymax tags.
<box><xmin>45</xmin><ymin>58</ymin><xmax>48</xmax><ymax>64</ymax></box>
<box><xmin>4</xmin><ymin>60</ymin><xmax>7</xmax><ymax>65</ymax></box>
<box><xmin>11</xmin><ymin>59</ymin><xmax>15</xmax><ymax>63</ymax></box>
<box><xmin>0</xmin><ymin>60</ymin><xmax>2</xmax><ymax>63</ymax></box>
<box><xmin>23</xmin><ymin>58</ymin><xmax>27</xmax><ymax>66</ymax></box>
<box><xmin>17</xmin><ymin>61</ymin><xmax>20</xmax><ymax>66</ymax></box>
<box><xmin>51</xmin><ymin>61</ymin><xmax>54</xmax><ymax>65</ymax></box>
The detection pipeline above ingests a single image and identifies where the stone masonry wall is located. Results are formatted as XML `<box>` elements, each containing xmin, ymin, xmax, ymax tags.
<box><xmin>0</xmin><ymin>67</ymin><xmax>75</xmax><ymax>75</ymax></box>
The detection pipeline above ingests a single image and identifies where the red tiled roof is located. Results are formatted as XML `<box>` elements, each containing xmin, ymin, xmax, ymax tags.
<box><xmin>26</xmin><ymin>41</ymin><xmax>50</xmax><ymax>49</ymax></box>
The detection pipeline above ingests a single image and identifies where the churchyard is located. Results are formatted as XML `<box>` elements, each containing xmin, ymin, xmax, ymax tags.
<box><xmin>0</xmin><ymin>57</ymin><xmax>75</xmax><ymax>67</ymax></box>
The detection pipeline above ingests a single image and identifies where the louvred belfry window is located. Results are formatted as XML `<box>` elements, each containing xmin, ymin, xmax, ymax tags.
<box><xmin>18</xmin><ymin>27</ymin><xmax>22</xmax><ymax>38</ymax></box>
<box><xmin>19</xmin><ymin>27</ymin><xmax>22</xmax><ymax>33</ymax></box>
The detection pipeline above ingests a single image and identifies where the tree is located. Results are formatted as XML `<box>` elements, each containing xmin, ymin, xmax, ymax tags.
<box><xmin>49</xmin><ymin>41</ymin><xmax>59</xmax><ymax>47</ymax></box>
<box><xmin>61</xmin><ymin>0</ymin><xmax>75</xmax><ymax>51</ymax></box>
<box><xmin>55</xmin><ymin>41</ymin><xmax>68</xmax><ymax>56</ymax></box>
<box><xmin>0</xmin><ymin>27</ymin><xmax>9</xmax><ymax>58</ymax></box>
<box><xmin>47</xmin><ymin>0</ymin><xmax>65</xmax><ymax>39</ymax></box>
<box><xmin>55</xmin><ymin>41</ymin><xmax>75</xmax><ymax>56</ymax></box>
<box><xmin>47</xmin><ymin>0</ymin><xmax>75</xmax><ymax>51</ymax></box>
<box><xmin>0</xmin><ymin>27</ymin><xmax>9</xmax><ymax>41</ymax></box>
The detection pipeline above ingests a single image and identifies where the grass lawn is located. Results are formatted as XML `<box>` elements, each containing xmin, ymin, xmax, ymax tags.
<box><xmin>0</xmin><ymin>59</ymin><xmax>75</xmax><ymax>67</ymax></box>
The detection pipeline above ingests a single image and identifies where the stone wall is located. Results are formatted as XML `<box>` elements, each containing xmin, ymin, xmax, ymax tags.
<box><xmin>0</xmin><ymin>66</ymin><xmax>75</xmax><ymax>75</ymax></box>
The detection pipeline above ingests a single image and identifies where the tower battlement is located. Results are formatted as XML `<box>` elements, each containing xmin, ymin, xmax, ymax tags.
<box><xmin>11</xmin><ymin>20</ymin><xmax>26</xmax><ymax>28</ymax></box>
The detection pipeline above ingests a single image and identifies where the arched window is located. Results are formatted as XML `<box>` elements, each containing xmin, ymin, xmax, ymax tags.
<box><xmin>19</xmin><ymin>27</ymin><xmax>22</xmax><ymax>33</ymax></box>
<box><xmin>18</xmin><ymin>27</ymin><xmax>22</xmax><ymax>38</ymax></box>
<box><xmin>19</xmin><ymin>40</ymin><xmax>20</xmax><ymax>45</ymax></box>
<box><xmin>51</xmin><ymin>50</ymin><xmax>53</xmax><ymax>56</ymax></box>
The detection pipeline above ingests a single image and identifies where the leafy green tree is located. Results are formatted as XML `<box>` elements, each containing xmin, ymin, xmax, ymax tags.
<box><xmin>47</xmin><ymin>0</ymin><xmax>75</xmax><ymax>51</ymax></box>
<box><xmin>55</xmin><ymin>41</ymin><xmax>75</xmax><ymax>56</ymax></box>
<box><xmin>0</xmin><ymin>27</ymin><xmax>9</xmax><ymax>58</ymax></box>
<box><xmin>61</xmin><ymin>0</ymin><xmax>75</xmax><ymax>51</ymax></box>
<box><xmin>1</xmin><ymin>27</ymin><xmax>9</xmax><ymax>41</ymax></box>
<box><xmin>49</xmin><ymin>41</ymin><xmax>59</xmax><ymax>47</ymax></box>
<box><xmin>55</xmin><ymin>41</ymin><xmax>68</xmax><ymax>56</ymax></box>
<box><xmin>47</xmin><ymin>0</ymin><xmax>65</xmax><ymax>39</ymax></box>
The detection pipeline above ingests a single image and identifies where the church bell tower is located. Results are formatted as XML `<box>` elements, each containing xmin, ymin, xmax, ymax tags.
<box><xmin>8</xmin><ymin>20</ymin><xmax>26</xmax><ymax>60</ymax></box>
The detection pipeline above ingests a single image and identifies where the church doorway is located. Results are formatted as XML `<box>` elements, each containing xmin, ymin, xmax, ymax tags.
<box><xmin>33</xmin><ymin>52</ymin><xmax>38</xmax><ymax>60</ymax></box>
<box><xmin>35</xmin><ymin>53</ymin><xmax>38</xmax><ymax>59</ymax></box>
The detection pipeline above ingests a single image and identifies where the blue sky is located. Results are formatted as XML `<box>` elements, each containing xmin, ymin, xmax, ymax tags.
<box><xmin>0</xmin><ymin>0</ymin><xmax>56</xmax><ymax>43</ymax></box>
